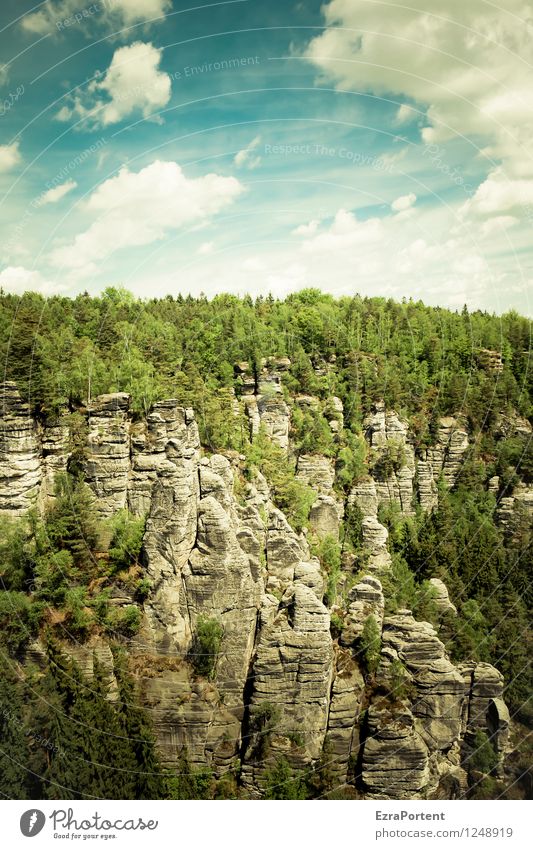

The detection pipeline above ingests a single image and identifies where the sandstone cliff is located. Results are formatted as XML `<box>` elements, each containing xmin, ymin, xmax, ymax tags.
<box><xmin>0</xmin><ymin>373</ymin><xmax>523</xmax><ymax>800</ymax></box>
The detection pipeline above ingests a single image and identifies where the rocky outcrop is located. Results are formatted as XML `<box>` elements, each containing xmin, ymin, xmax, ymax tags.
<box><xmin>0</xmin><ymin>382</ymin><xmax>42</xmax><ymax>516</ymax></box>
<box><xmin>362</xmin><ymin>702</ymin><xmax>431</xmax><ymax>799</ymax></box>
<box><xmin>237</xmin><ymin>360</ymin><xmax>291</xmax><ymax>451</ymax></box>
<box><xmin>496</xmin><ymin>482</ymin><xmax>533</xmax><ymax>531</ymax></box>
<box><xmin>342</xmin><ymin>575</ymin><xmax>385</xmax><ymax>645</ymax></box>
<box><xmin>0</xmin><ymin>381</ymin><xmax>514</xmax><ymax>799</ymax></box>
<box><xmin>309</xmin><ymin>494</ymin><xmax>342</xmax><ymax>540</ymax></box>
<box><xmin>41</xmin><ymin>413</ymin><xmax>70</xmax><ymax>503</ymax></box>
<box><xmin>241</xmin><ymin>582</ymin><xmax>333</xmax><ymax>794</ymax></box>
<box><xmin>362</xmin><ymin>516</ymin><xmax>392</xmax><ymax>571</ymax></box>
<box><xmin>297</xmin><ymin>454</ymin><xmax>336</xmax><ymax>492</ymax></box>
<box><xmin>325</xmin><ymin>648</ymin><xmax>365</xmax><ymax>782</ymax></box>
<box><xmin>84</xmin><ymin>393</ymin><xmax>131</xmax><ymax>519</ymax></box>
<box><xmin>265</xmin><ymin>507</ymin><xmax>308</xmax><ymax>594</ymax></box>
<box><xmin>423</xmin><ymin>416</ymin><xmax>469</xmax><ymax>492</ymax></box>
<box><xmin>141</xmin><ymin>403</ymin><xmax>201</xmax><ymax>652</ymax></box>
<box><xmin>364</xmin><ymin>403</ymin><xmax>416</xmax><ymax>516</ymax></box>
<box><xmin>427</xmin><ymin>578</ymin><xmax>457</xmax><ymax>617</ymax></box>
<box><xmin>184</xmin><ymin>493</ymin><xmax>261</xmax><ymax>703</ymax></box>
<box><xmin>349</xmin><ymin>478</ymin><xmax>379</xmax><ymax>517</ymax></box>
<box><xmin>380</xmin><ymin>611</ymin><xmax>466</xmax><ymax>751</ymax></box>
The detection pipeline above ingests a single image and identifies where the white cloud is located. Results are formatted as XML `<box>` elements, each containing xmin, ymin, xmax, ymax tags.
<box><xmin>0</xmin><ymin>266</ymin><xmax>65</xmax><ymax>295</ymax></box>
<box><xmin>0</xmin><ymin>141</ymin><xmax>21</xmax><ymax>172</ymax></box>
<box><xmin>49</xmin><ymin>159</ymin><xmax>244</xmax><ymax>273</ymax></box>
<box><xmin>391</xmin><ymin>192</ymin><xmax>416</xmax><ymax>212</ymax></box>
<box><xmin>198</xmin><ymin>241</ymin><xmax>214</xmax><ymax>255</ymax></box>
<box><xmin>396</xmin><ymin>104</ymin><xmax>417</xmax><ymax>124</ymax></box>
<box><xmin>22</xmin><ymin>0</ymin><xmax>170</xmax><ymax>35</ymax></box>
<box><xmin>57</xmin><ymin>42</ymin><xmax>171</xmax><ymax>128</ymax></box>
<box><xmin>36</xmin><ymin>179</ymin><xmax>77</xmax><ymax>206</ymax></box>
<box><xmin>292</xmin><ymin>219</ymin><xmax>320</xmax><ymax>237</ymax></box>
<box><xmin>234</xmin><ymin>136</ymin><xmax>262</xmax><ymax>170</ymax></box>
<box><xmin>298</xmin><ymin>208</ymin><xmax>384</xmax><ymax>254</ymax></box>
<box><xmin>304</xmin><ymin>1</ymin><xmax>533</xmax><ymax>219</ymax></box>
<box><xmin>460</xmin><ymin>167</ymin><xmax>533</xmax><ymax>218</ymax></box>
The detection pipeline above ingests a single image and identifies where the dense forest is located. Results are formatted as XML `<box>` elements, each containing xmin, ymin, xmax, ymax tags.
<box><xmin>0</xmin><ymin>288</ymin><xmax>531</xmax><ymax>800</ymax></box>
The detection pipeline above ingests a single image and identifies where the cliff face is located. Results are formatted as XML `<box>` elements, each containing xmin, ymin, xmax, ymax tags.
<box><xmin>0</xmin><ymin>372</ymin><xmax>527</xmax><ymax>799</ymax></box>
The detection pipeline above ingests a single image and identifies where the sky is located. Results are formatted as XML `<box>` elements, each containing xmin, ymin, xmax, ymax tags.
<box><xmin>0</xmin><ymin>0</ymin><xmax>532</xmax><ymax>314</ymax></box>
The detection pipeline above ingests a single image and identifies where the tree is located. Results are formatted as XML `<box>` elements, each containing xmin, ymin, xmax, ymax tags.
<box><xmin>264</xmin><ymin>756</ymin><xmax>308</xmax><ymax>800</ymax></box>
<box><xmin>359</xmin><ymin>615</ymin><xmax>381</xmax><ymax>676</ymax></box>
<box><xmin>0</xmin><ymin>655</ymin><xmax>30</xmax><ymax>798</ymax></box>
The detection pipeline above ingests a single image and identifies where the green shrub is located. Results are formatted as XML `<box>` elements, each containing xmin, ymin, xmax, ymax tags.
<box><xmin>251</xmin><ymin>701</ymin><xmax>281</xmax><ymax>760</ymax></box>
<box><xmin>134</xmin><ymin>577</ymin><xmax>152</xmax><ymax>602</ymax></box>
<box><xmin>46</xmin><ymin>474</ymin><xmax>99</xmax><ymax>569</ymax></box>
<box><xmin>359</xmin><ymin>614</ymin><xmax>381</xmax><ymax>676</ymax></box>
<box><xmin>388</xmin><ymin>659</ymin><xmax>411</xmax><ymax>701</ymax></box>
<box><xmin>63</xmin><ymin>587</ymin><xmax>92</xmax><ymax>640</ymax></box>
<box><xmin>245</xmin><ymin>428</ymin><xmax>315</xmax><ymax>531</ymax></box>
<box><xmin>108</xmin><ymin>511</ymin><xmax>146</xmax><ymax>573</ymax></box>
<box><xmin>106</xmin><ymin>605</ymin><xmax>142</xmax><ymax>637</ymax></box>
<box><xmin>0</xmin><ymin>591</ymin><xmax>41</xmax><ymax>654</ymax></box>
<box><xmin>467</xmin><ymin>730</ymin><xmax>499</xmax><ymax>775</ymax></box>
<box><xmin>34</xmin><ymin>550</ymin><xmax>77</xmax><ymax>605</ymax></box>
<box><xmin>335</xmin><ymin>431</ymin><xmax>367</xmax><ymax>491</ymax></box>
<box><xmin>0</xmin><ymin>517</ymin><xmax>35</xmax><ymax>591</ymax></box>
<box><xmin>190</xmin><ymin>617</ymin><xmax>224</xmax><ymax>680</ymax></box>
<box><xmin>264</xmin><ymin>756</ymin><xmax>307</xmax><ymax>800</ymax></box>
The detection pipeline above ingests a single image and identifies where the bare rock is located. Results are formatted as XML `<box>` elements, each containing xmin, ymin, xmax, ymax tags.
<box><xmin>297</xmin><ymin>454</ymin><xmax>336</xmax><ymax>492</ymax></box>
<box><xmin>309</xmin><ymin>494</ymin><xmax>343</xmax><ymax>540</ymax></box>
<box><xmin>0</xmin><ymin>382</ymin><xmax>42</xmax><ymax>516</ymax></box>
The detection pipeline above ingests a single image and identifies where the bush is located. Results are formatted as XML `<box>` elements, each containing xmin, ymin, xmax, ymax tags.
<box><xmin>106</xmin><ymin>605</ymin><xmax>141</xmax><ymax>637</ymax></box>
<box><xmin>388</xmin><ymin>659</ymin><xmax>411</xmax><ymax>702</ymax></box>
<box><xmin>0</xmin><ymin>591</ymin><xmax>41</xmax><ymax>654</ymax></box>
<box><xmin>251</xmin><ymin>701</ymin><xmax>281</xmax><ymax>760</ymax></box>
<box><xmin>245</xmin><ymin>428</ymin><xmax>315</xmax><ymax>531</ymax></box>
<box><xmin>335</xmin><ymin>431</ymin><xmax>366</xmax><ymax>491</ymax></box>
<box><xmin>0</xmin><ymin>517</ymin><xmax>35</xmax><ymax>591</ymax></box>
<box><xmin>359</xmin><ymin>614</ymin><xmax>381</xmax><ymax>676</ymax></box>
<box><xmin>34</xmin><ymin>550</ymin><xmax>77</xmax><ymax>605</ymax></box>
<box><xmin>467</xmin><ymin>730</ymin><xmax>499</xmax><ymax>776</ymax></box>
<box><xmin>190</xmin><ymin>617</ymin><xmax>224</xmax><ymax>680</ymax></box>
<box><xmin>63</xmin><ymin>587</ymin><xmax>92</xmax><ymax>640</ymax></box>
<box><xmin>264</xmin><ymin>756</ymin><xmax>308</xmax><ymax>800</ymax></box>
<box><xmin>46</xmin><ymin>474</ymin><xmax>99</xmax><ymax>569</ymax></box>
<box><xmin>134</xmin><ymin>577</ymin><xmax>152</xmax><ymax>602</ymax></box>
<box><xmin>342</xmin><ymin>501</ymin><xmax>364</xmax><ymax>552</ymax></box>
<box><xmin>108</xmin><ymin>511</ymin><xmax>146</xmax><ymax>573</ymax></box>
<box><xmin>167</xmin><ymin>749</ymin><xmax>213</xmax><ymax>800</ymax></box>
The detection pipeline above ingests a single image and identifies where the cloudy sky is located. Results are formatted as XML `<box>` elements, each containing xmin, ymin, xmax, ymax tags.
<box><xmin>0</xmin><ymin>0</ymin><xmax>532</xmax><ymax>313</ymax></box>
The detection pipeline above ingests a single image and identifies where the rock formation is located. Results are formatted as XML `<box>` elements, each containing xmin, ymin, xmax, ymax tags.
<box><xmin>0</xmin><ymin>380</ymin><xmax>516</xmax><ymax>799</ymax></box>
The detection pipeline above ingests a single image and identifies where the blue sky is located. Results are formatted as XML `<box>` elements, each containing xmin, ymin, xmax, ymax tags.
<box><xmin>0</xmin><ymin>0</ymin><xmax>532</xmax><ymax>313</ymax></box>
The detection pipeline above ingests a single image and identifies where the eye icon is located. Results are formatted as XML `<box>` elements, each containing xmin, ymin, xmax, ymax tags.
<box><xmin>20</xmin><ymin>810</ymin><xmax>46</xmax><ymax>837</ymax></box>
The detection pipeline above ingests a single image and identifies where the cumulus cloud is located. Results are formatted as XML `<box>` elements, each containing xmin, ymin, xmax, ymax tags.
<box><xmin>49</xmin><ymin>160</ymin><xmax>244</xmax><ymax>273</ymax></box>
<box><xmin>56</xmin><ymin>41</ymin><xmax>171</xmax><ymax>128</ymax></box>
<box><xmin>0</xmin><ymin>141</ymin><xmax>21</xmax><ymax>172</ymax></box>
<box><xmin>391</xmin><ymin>193</ymin><xmax>416</xmax><ymax>212</ymax></box>
<box><xmin>0</xmin><ymin>266</ymin><xmax>65</xmax><ymax>295</ymax></box>
<box><xmin>234</xmin><ymin>136</ymin><xmax>262</xmax><ymax>170</ymax></box>
<box><xmin>36</xmin><ymin>179</ymin><xmax>77</xmax><ymax>206</ymax></box>
<box><xmin>304</xmin><ymin>1</ymin><xmax>533</xmax><ymax>218</ymax></box>
<box><xmin>285</xmin><ymin>202</ymin><xmax>500</xmax><ymax>308</ymax></box>
<box><xmin>22</xmin><ymin>0</ymin><xmax>170</xmax><ymax>35</ymax></box>
<box><xmin>292</xmin><ymin>219</ymin><xmax>320</xmax><ymax>236</ymax></box>
<box><xmin>460</xmin><ymin>167</ymin><xmax>533</xmax><ymax>218</ymax></box>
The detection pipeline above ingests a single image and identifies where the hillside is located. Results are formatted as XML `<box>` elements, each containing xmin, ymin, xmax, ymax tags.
<box><xmin>0</xmin><ymin>289</ymin><xmax>531</xmax><ymax>800</ymax></box>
